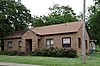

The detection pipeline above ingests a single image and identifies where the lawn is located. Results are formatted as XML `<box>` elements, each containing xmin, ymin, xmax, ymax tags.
<box><xmin>0</xmin><ymin>52</ymin><xmax>100</xmax><ymax>66</ymax></box>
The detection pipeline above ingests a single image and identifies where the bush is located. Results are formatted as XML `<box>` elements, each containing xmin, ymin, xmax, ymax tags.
<box><xmin>33</xmin><ymin>49</ymin><xmax>44</xmax><ymax>56</ymax></box>
<box><xmin>43</xmin><ymin>47</ymin><xmax>58</xmax><ymax>57</ymax></box>
<box><xmin>0</xmin><ymin>51</ymin><xmax>8</xmax><ymax>55</ymax></box>
<box><xmin>0</xmin><ymin>48</ymin><xmax>78</xmax><ymax>58</ymax></box>
<box><xmin>17</xmin><ymin>52</ymin><xmax>27</xmax><ymax>56</ymax></box>
<box><xmin>0</xmin><ymin>50</ymin><xmax>18</xmax><ymax>56</ymax></box>
<box><xmin>27</xmin><ymin>51</ymin><xmax>34</xmax><ymax>56</ymax></box>
<box><xmin>33</xmin><ymin>47</ymin><xmax>77</xmax><ymax>57</ymax></box>
<box><xmin>56</xmin><ymin>48</ymin><xmax>66</xmax><ymax>57</ymax></box>
<box><xmin>66</xmin><ymin>49</ymin><xmax>77</xmax><ymax>58</ymax></box>
<box><xmin>7</xmin><ymin>50</ymin><xmax>18</xmax><ymax>56</ymax></box>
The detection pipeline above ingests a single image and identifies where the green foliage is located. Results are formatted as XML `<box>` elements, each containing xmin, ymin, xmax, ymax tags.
<box><xmin>66</xmin><ymin>49</ymin><xmax>77</xmax><ymax>58</ymax></box>
<box><xmin>87</xmin><ymin>11</ymin><xmax>100</xmax><ymax>45</ymax></box>
<box><xmin>33</xmin><ymin>47</ymin><xmax>77</xmax><ymax>58</ymax></box>
<box><xmin>0</xmin><ymin>0</ymin><xmax>32</xmax><ymax>50</ymax></box>
<box><xmin>87</xmin><ymin>0</ymin><xmax>100</xmax><ymax>45</ymax></box>
<box><xmin>32</xmin><ymin>4</ymin><xmax>78</xmax><ymax>27</ymax></box>
<box><xmin>17</xmin><ymin>52</ymin><xmax>27</xmax><ymax>56</ymax></box>
<box><xmin>7</xmin><ymin>50</ymin><xmax>17</xmax><ymax>56</ymax></box>
<box><xmin>0</xmin><ymin>53</ymin><xmax>100</xmax><ymax>66</ymax></box>
<box><xmin>0</xmin><ymin>50</ymin><xmax>17</xmax><ymax>56</ymax></box>
<box><xmin>0</xmin><ymin>51</ymin><xmax>8</xmax><ymax>55</ymax></box>
<box><xmin>0</xmin><ymin>0</ymin><xmax>32</xmax><ymax>31</ymax></box>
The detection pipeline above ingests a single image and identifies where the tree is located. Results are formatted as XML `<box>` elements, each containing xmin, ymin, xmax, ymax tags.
<box><xmin>32</xmin><ymin>4</ymin><xmax>78</xmax><ymax>27</ymax></box>
<box><xmin>0</xmin><ymin>0</ymin><xmax>32</xmax><ymax>50</ymax></box>
<box><xmin>87</xmin><ymin>11</ymin><xmax>100</xmax><ymax>45</ymax></box>
<box><xmin>87</xmin><ymin>0</ymin><xmax>100</xmax><ymax>45</ymax></box>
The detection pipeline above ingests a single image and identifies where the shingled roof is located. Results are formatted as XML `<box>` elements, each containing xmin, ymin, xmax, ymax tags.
<box><xmin>4</xmin><ymin>29</ymin><xmax>28</xmax><ymax>39</ymax></box>
<box><xmin>4</xmin><ymin>21</ymin><xmax>83</xmax><ymax>39</ymax></box>
<box><xmin>31</xmin><ymin>21</ymin><xmax>83</xmax><ymax>35</ymax></box>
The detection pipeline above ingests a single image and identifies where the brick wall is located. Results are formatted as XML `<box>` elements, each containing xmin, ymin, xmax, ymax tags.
<box><xmin>4</xmin><ymin>26</ymin><xmax>90</xmax><ymax>53</ymax></box>
<box><xmin>39</xmin><ymin>26</ymin><xmax>90</xmax><ymax>53</ymax></box>
<box><xmin>4</xmin><ymin>39</ymin><xmax>21</xmax><ymax>51</ymax></box>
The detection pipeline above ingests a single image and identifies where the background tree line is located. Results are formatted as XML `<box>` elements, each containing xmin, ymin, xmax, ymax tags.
<box><xmin>32</xmin><ymin>4</ymin><xmax>78</xmax><ymax>27</ymax></box>
<box><xmin>87</xmin><ymin>0</ymin><xmax>100</xmax><ymax>45</ymax></box>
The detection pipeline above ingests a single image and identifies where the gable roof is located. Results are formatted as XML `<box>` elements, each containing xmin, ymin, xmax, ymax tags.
<box><xmin>4</xmin><ymin>29</ymin><xmax>28</xmax><ymax>39</ymax></box>
<box><xmin>31</xmin><ymin>21</ymin><xmax>83</xmax><ymax>35</ymax></box>
<box><xmin>4</xmin><ymin>21</ymin><xmax>83</xmax><ymax>39</ymax></box>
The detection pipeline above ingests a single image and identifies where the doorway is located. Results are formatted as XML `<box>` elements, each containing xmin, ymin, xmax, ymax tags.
<box><xmin>25</xmin><ymin>39</ymin><xmax>32</xmax><ymax>52</ymax></box>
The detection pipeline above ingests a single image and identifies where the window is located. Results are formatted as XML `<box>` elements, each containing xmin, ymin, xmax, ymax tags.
<box><xmin>18</xmin><ymin>41</ymin><xmax>22</xmax><ymax>49</ymax></box>
<box><xmin>38</xmin><ymin>39</ymin><xmax>40</xmax><ymax>48</ymax></box>
<box><xmin>46</xmin><ymin>39</ymin><xmax>53</xmax><ymax>48</ymax></box>
<box><xmin>85</xmin><ymin>40</ymin><xmax>88</xmax><ymax>49</ymax></box>
<box><xmin>8</xmin><ymin>41</ymin><xmax>12</xmax><ymax>49</ymax></box>
<box><xmin>78</xmin><ymin>38</ymin><xmax>81</xmax><ymax>48</ymax></box>
<box><xmin>62</xmin><ymin>37</ymin><xmax>71</xmax><ymax>47</ymax></box>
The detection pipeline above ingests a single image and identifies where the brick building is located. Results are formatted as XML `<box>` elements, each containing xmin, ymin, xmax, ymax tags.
<box><xmin>4</xmin><ymin>21</ymin><xmax>90</xmax><ymax>53</ymax></box>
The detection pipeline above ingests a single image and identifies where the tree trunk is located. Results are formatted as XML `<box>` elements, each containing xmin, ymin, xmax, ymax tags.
<box><xmin>1</xmin><ymin>38</ymin><xmax>4</xmax><ymax>51</ymax></box>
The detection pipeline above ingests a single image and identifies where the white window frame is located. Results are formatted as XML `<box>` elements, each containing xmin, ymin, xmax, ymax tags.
<box><xmin>8</xmin><ymin>41</ymin><xmax>12</xmax><ymax>49</ymax></box>
<box><xmin>46</xmin><ymin>39</ymin><xmax>53</xmax><ymax>48</ymax></box>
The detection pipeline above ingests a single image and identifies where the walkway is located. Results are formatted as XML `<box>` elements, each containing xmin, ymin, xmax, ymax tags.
<box><xmin>0</xmin><ymin>62</ymin><xmax>41</xmax><ymax>66</ymax></box>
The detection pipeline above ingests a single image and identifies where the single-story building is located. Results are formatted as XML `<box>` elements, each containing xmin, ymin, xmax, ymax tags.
<box><xmin>4</xmin><ymin>21</ymin><xmax>90</xmax><ymax>53</ymax></box>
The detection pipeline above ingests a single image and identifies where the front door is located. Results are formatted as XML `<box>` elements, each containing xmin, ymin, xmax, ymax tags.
<box><xmin>25</xmin><ymin>39</ymin><xmax>32</xmax><ymax>52</ymax></box>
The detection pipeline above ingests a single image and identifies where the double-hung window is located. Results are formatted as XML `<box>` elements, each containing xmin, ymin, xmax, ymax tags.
<box><xmin>46</xmin><ymin>39</ymin><xmax>53</xmax><ymax>48</ymax></box>
<box><xmin>62</xmin><ymin>37</ymin><xmax>71</xmax><ymax>47</ymax></box>
<box><xmin>8</xmin><ymin>41</ymin><xmax>12</xmax><ymax>49</ymax></box>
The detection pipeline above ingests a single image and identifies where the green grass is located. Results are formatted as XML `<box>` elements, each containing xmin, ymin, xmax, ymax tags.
<box><xmin>97</xmin><ymin>45</ymin><xmax>100</xmax><ymax>51</ymax></box>
<box><xmin>0</xmin><ymin>53</ymin><xmax>100</xmax><ymax>66</ymax></box>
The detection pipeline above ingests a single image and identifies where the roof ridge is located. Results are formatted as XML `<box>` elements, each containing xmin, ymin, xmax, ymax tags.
<box><xmin>31</xmin><ymin>21</ymin><xmax>82</xmax><ymax>29</ymax></box>
<box><xmin>31</xmin><ymin>21</ymin><xmax>82</xmax><ymax>35</ymax></box>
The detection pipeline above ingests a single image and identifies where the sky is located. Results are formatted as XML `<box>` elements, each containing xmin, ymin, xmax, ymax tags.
<box><xmin>20</xmin><ymin>0</ymin><xmax>94</xmax><ymax>16</ymax></box>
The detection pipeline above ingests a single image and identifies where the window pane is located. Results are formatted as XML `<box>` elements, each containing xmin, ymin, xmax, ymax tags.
<box><xmin>62</xmin><ymin>37</ymin><xmax>71</xmax><ymax>47</ymax></box>
<box><xmin>46</xmin><ymin>39</ymin><xmax>53</xmax><ymax>48</ymax></box>
<box><xmin>47</xmin><ymin>40</ymin><xmax>50</xmax><ymax>45</ymax></box>
<box><xmin>63</xmin><ymin>38</ymin><xmax>70</xmax><ymax>44</ymax></box>
<box><xmin>51</xmin><ymin>39</ymin><xmax>53</xmax><ymax>44</ymax></box>
<box><xmin>8</xmin><ymin>41</ymin><xmax>12</xmax><ymax>48</ymax></box>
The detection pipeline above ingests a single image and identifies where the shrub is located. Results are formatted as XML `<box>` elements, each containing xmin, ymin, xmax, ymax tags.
<box><xmin>33</xmin><ymin>49</ymin><xmax>44</xmax><ymax>56</ymax></box>
<box><xmin>44</xmin><ymin>47</ymin><xmax>57</xmax><ymax>57</ymax></box>
<box><xmin>33</xmin><ymin>47</ymin><xmax>67</xmax><ymax>57</ymax></box>
<box><xmin>66</xmin><ymin>49</ymin><xmax>77</xmax><ymax>58</ymax></box>
<box><xmin>7</xmin><ymin>50</ymin><xmax>18</xmax><ymax>56</ymax></box>
<box><xmin>56</xmin><ymin>48</ymin><xmax>66</xmax><ymax>57</ymax></box>
<box><xmin>27</xmin><ymin>51</ymin><xmax>34</xmax><ymax>56</ymax></box>
<box><xmin>0</xmin><ymin>50</ymin><xmax>18</xmax><ymax>56</ymax></box>
<box><xmin>17</xmin><ymin>52</ymin><xmax>27</xmax><ymax>56</ymax></box>
<box><xmin>0</xmin><ymin>51</ymin><xmax>8</xmax><ymax>55</ymax></box>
